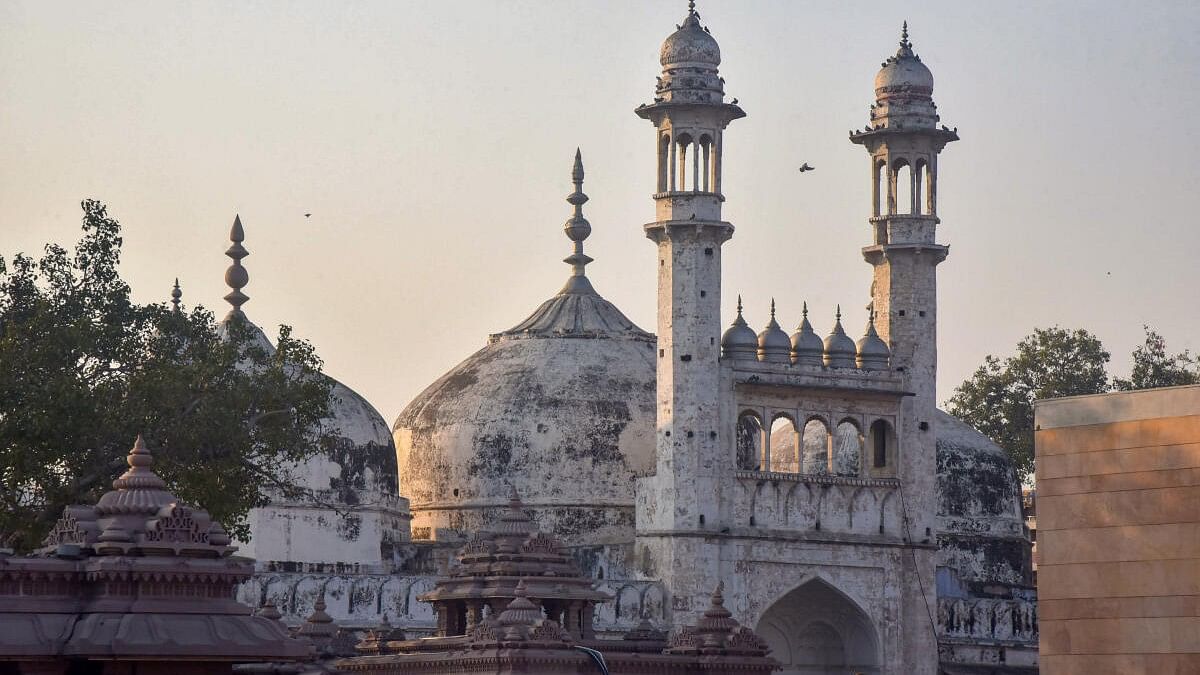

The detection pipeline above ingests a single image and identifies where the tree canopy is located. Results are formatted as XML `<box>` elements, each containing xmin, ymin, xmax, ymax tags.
<box><xmin>948</xmin><ymin>326</ymin><xmax>1198</xmax><ymax>482</ymax></box>
<box><xmin>0</xmin><ymin>200</ymin><xmax>335</xmax><ymax>552</ymax></box>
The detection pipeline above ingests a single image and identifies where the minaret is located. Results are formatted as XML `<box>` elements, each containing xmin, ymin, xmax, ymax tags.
<box><xmin>635</xmin><ymin>2</ymin><xmax>743</xmax><ymax>536</ymax></box>
<box><xmin>852</xmin><ymin>26</ymin><xmax>954</xmax><ymax>663</ymax></box>
<box><xmin>851</xmin><ymin>23</ymin><xmax>956</xmax><ymax>450</ymax></box>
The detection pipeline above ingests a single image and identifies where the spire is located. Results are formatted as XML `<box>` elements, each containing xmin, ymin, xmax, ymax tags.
<box><xmin>836</xmin><ymin>304</ymin><xmax>842</xmax><ymax>323</ymax></box>
<box><xmin>170</xmin><ymin>278</ymin><xmax>182</xmax><ymax>312</ymax></box>
<box><xmin>687</xmin><ymin>0</ymin><xmax>696</xmax><ymax>16</ymax></box>
<box><xmin>560</xmin><ymin>149</ymin><xmax>596</xmax><ymax>295</ymax></box>
<box><xmin>769</xmin><ymin>298</ymin><xmax>777</xmax><ymax>321</ymax></box>
<box><xmin>223</xmin><ymin>215</ymin><xmax>249</xmax><ymax>319</ymax></box>
<box><xmin>896</xmin><ymin>21</ymin><xmax>916</xmax><ymax>59</ymax></box>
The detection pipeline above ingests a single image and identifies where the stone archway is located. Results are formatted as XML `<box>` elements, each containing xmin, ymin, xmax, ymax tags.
<box><xmin>755</xmin><ymin>578</ymin><xmax>880</xmax><ymax>675</ymax></box>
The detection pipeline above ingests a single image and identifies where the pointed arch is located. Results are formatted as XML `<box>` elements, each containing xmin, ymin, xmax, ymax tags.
<box><xmin>755</xmin><ymin>577</ymin><xmax>881</xmax><ymax>675</ymax></box>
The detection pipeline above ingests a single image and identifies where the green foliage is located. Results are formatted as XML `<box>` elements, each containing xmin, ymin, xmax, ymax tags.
<box><xmin>0</xmin><ymin>200</ymin><xmax>334</xmax><ymax>552</ymax></box>
<box><xmin>1113</xmin><ymin>326</ymin><xmax>1200</xmax><ymax>391</ymax></box>
<box><xmin>947</xmin><ymin>327</ymin><xmax>1111</xmax><ymax>481</ymax></box>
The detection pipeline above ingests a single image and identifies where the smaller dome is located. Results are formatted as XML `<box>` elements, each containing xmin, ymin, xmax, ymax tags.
<box><xmin>874</xmin><ymin>25</ymin><xmax>933</xmax><ymax>97</ymax></box>
<box><xmin>757</xmin><ymin>300</ymin><xmax>790</xmax><ymax>363</ymax></box>
<box><xmin>823</xmin><ymin>307</ymin><xmax>857</xmax><ymax>369</ymax></box>
<box><xmin>790</xmin><ymin>303</ymin><xmax>823</xmax><ymax>367</ymax></box>
<box><xmin>721</xmin><ymin>297</ymin><xmax>757</xmax><ymax>360</ymax></box>
<box><xmin>660</xmin><ymin>12</ymin><xmax>720</xmax><ymax>67</ymax></box>
<box><xmin>855</xmin><ymin>314</ymin><xmax>890</xmax><ymax>371</ymax></box>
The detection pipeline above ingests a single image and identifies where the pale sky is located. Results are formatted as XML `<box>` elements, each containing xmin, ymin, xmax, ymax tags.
<box><xmin>2</xmin><ymin>1</ymin><xmax>1198</xmax><ymax>421</ymax></box>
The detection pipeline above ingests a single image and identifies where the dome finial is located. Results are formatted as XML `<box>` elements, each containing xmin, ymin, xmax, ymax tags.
<box><xmin>836</xmin><ymin>304</ymin><xmax>842</xmax><ymax>322</ymax></box>
<box><xmin>770</xmin><ymin>298</ymin><xmax>777</xmax><ymax>320</ymax></box>
<box><xmin>737</xmin><ymin>294</ymin><xmax>744</xmax><ymax>316</ymax></box>
<box><xmin>170</xmin><ymin>278</ymin><xmax>182</xmax><ymax>312</ymax></box>
<box><xmin>223</xmin><ymin>215</ymin><xmax>250</xmax><ymax>319</ymax></box>
<box><xmin>897</xmin><ymin>21</ymin><xmax>915</xmax><ymax>58</ymax></box>
<box><xmin>802</xmin><ymin>300</ymin><xmax>809</xmax><ymax>320</ymax></box>
<box><xmin>560</xmin><ymin>149</ymin><xmax>596</xmax><ymax>295</ymax></box>
<box><xmin>688</xmin><ymin>0</ymin><xmax>696</xmax><ymax>15</ymax></box>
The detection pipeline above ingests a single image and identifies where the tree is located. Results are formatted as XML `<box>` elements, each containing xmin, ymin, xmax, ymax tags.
<box><xmin>946</xmin><ymin>327</ymin><xmax>1111</xmax><ymax>482</ymax></box>
<box><xmin>0</xmin><ymin>200</ymin><xmax>335</xmax><ymax>552</ymax></box>
<box><xmin>1113</xmin><ymin>326</ymin><xmax>1200</xmax><ymax>391</ymax></box>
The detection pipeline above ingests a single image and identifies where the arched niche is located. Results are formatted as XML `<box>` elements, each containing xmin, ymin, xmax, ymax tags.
<box><xmin>801</xmin><ymin>418</ymin><xmax>829</xmax><ymax>475</ymax></box>
<box><xmin>832</xmin><ymin>419</ymin><xmax>862</xmax><ymax>477</ymax></box>
<box><xmin>769</xmin><ymin>414</ymin><xmax>799</xmax><ymax>473</ymax></box>
<box><xmin>755</xmin><ymin>579</ymin><xmax>881</xmax><ymax>675</ymax></box>
<box><xmin>736</xmin><ymin>411</ymin><xmax>763</xmax><ymax>470</ymax></box>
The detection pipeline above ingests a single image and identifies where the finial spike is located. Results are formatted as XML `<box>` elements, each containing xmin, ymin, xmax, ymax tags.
<box><xmin>170</xmin><ymin>278</ymin><xmax>182</xmax><ymax>311</ymax></box>
<box><xmin>770</xmin><ymin>298</ymin><xmax>776</xmax><ymax>319</ymax></box>
<box><xmin>688</xmin><ymin>0</ymin><xmax>696</xmax><ymax>16</ymax></box>
<box><xmin>737</xmin><ymin>294</ymin><xmax>743</xmax><ymax>315</ymax></box>
<box><xmin>802</xmin><ymin>301</ymin><xmax>809</xmax><ymax>319</ymax></box>
<box><xmin>223</xmin><ymin>215</ymin><xmax>250</xmax><ymax>317</ymax></box>
<box><xmin>560</xmin><ymin>149</ymin><xmax>594</xmax><ymax>294</ymax></box>
<box><xmin>836</xmin><ymin>304</ymin><xmax>842</xmax><ymax>321</ymax></box>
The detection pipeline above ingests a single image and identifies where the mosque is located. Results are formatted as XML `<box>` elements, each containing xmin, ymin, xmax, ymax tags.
<box><xmin>213</xmin><ymin>6</ymin><xmax>1036</xmax><ymax>675</ymax></box>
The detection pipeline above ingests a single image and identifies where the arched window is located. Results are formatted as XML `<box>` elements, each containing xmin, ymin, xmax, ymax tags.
<box><xmin>676</xmin><ymin>133</ymin><xmax>694</xmax><ymax>193</ymax></box>
<box><xmin>700</xmin><ymin>134</ymin><xmax>714</xmax><ymax>193</ymax></box>
<box><xmin>658</xmin><ymin>133</ymin><xmax>671</xmax><ymax>192</ymax></box>
<box><xmin>833</xmin><ymin>420</ymin><xmax>862</xmax><ymax>476</ymax></box>
<box><xmin>869</xmin><ymin>420</ymin><xmax>893</xmax><ymax>469</ymax></box>
<box><xmin>873</xmin><ymin>159</ymin><xmax>886</xmax><ymax>219</ymax></box>
<box><xmin>769</xmin><ymin>415</ymin><xmax>799</xmax><ymax>473</ymax></box>
<box><xmin>801</xmin><ymin>418</ymin><xmax>829</xmax><ymax>475</ymax></box>
<box><xmin>894</xmin><ymin>160</ymin><xmax>913</xmax><ymax>215</ymax></box>
<box><xmin>736</xmin><ymin>411</ymin><xmax>763</xmax><ymax>470</ymax></box>
<box><xmin>913</xmin><ymin>160</ymin><xmax>927</xmax><ymax>215</ymax></box>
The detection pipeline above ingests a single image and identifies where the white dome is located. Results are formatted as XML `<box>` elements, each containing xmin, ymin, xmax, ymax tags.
<box><xmin>660</xmin><ymin>12</ymin><xmax>720</xmax><ymax>67</ymax></box>
<box><xmin>394</xmin><ymin>287</ymin><xmax>656</xmax><ymax>545</ymax></box>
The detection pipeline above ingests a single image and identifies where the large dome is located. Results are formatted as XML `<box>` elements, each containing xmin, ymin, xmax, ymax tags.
<box><xmin>394</xmin><ymin>289</ymin><xmax>656</xmax><ymax>545</ymax></box>
<box><xmin>934</xmin><ymin>409</ymin><xmax>1029</xmax><ymax>587</ymax></box>
<box><xmin>394</xmin><ymin>150</ymin><xmax>657</xmax><ymax>546</ymax></box>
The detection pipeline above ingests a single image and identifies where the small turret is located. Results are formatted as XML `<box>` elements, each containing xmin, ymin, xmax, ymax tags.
<box><xmin>721</xmin><ymin>295</ymin><xmax>757</xmax><ymax>360</ymax></box>
<box><xmin>790</xmin><ymin>301</ymin><xmax>823</xmax><ymax>366</ymax></box>
<box><xmin>823</xmin><ymin>306</ymin><xmax>857</xmax><ymax>369</ymax></box>
<box><xmin>856</xmin><ymin>309</ymin><xmax>891</xmax><ymax>370</ymax></box>
<box><xmin>756</xmin><ymin>299</ymin><xmax>790</xmax><ymax>363</ymax></box>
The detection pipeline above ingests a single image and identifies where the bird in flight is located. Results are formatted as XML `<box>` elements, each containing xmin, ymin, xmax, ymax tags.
<box><xmin>304</xmin><ymin>213</ymin><xmax>312</xmax><ymax>218</ymax></box>
<box><xmin>798</xmin><ymin>163</ymin><xmax>815</xmax><ymax>172</ymax></box>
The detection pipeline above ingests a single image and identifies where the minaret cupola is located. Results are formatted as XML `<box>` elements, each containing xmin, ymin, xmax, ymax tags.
<box><xmin>871</xmin><ymin>22</ymin><xmax>938</xmax><ymax>130</ymax></box>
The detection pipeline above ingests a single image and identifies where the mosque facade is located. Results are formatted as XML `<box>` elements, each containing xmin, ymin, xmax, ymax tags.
<box><xmin>227</xmin><ymin>7</ymin><xmax>1037</xmax><ymax>675</ymax></box>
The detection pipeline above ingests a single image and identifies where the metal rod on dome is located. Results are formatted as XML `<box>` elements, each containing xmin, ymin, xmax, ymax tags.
<box><xmin>560</xmin><ymin>149</ymin><xmax>596</xmax><ymax>295</ymax></box>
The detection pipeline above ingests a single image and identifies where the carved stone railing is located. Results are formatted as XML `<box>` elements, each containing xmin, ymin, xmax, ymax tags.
<box><xmin>237</xmin><ymin>573</ymin><xmax>665</xmax><ymax>634</ymax></box>
<box><xmin>731</xmin><ymin>471</ymin><xmax>905</xmax><ymax>537</ymax></box>
<box><xmin>936</xmin><ymin>596</ymin><xmax>1038</xmax><ymax>644</ymax></box>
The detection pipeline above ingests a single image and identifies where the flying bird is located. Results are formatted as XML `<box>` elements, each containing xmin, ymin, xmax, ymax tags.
<box><xmin>798</xmin><ymin>163</ymin><xmax>815</xmax><ymax>172</ymax></box>
<box><xmin>304</xmin><ymin>213</ymin><xmax>312</xmax><ymax>218</ymax></box>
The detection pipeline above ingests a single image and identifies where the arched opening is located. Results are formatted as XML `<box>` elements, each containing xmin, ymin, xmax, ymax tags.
<box><xmin>801</xmin><ymin>418</ymin><xmax>829</xmax><ymax>475</ymax></box>
<box><xmin>913</xmin><ymin>159</ymin><xmax>927</xmax><ymax>215</ymax></box>
<box><xmin>736</xmin><ymin>411</ymin><xmax>763</xmax><ymax>471</ymax></box>
<box><xmin>699</xmin><ymin>134</ymin><xmax>713</xmax><ymax>192</ymax></box>
<box><xmin>658</xmin><ymin>133</ymin><xmax>671</xmax><ymax>192</ymax></box>
<box><xmin>925</xmin><ymin>159</ymin><xmax>936</xmax><ymax>214</ymax></box>
<box><xmin>769</xmin><ymin>415</ymin><xmax>799</xmax><ymax>473</ymax></box>
<box><xmin>869</xmin><ymin>419</ymin><xmax>893</xmax><ymax>470</ymax></box>
<box><xmin>872</xmin><ymin>158</ymin><xmax>886</xmax><ymax>219</ymax></box>
<box><xmin>676</xmin><ymin>133</ymin><xmax>693</xmax><ymax>193</ymax></box>
<box><xmin>755</xmin><ymin>578</ymin><xmax>881</xmax><ymax>675</ymax></box>
<box><xmin>894</xmin><ymin>159</ymin><xmax>913</xmax><ymax>215</ymax></box>
<box><xmin>833</xmin><ymin>420</ymin><xmax>862</xmax><ymax>476</ymax></box>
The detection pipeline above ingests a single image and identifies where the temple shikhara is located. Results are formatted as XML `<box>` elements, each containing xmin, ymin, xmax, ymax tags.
<box><xmin>1</xmin><ymin>5</ymin><xmax>1037</xmax><ymax>675</ymax></box>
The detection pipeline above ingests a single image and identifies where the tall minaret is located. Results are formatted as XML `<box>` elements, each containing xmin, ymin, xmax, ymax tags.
<box><xmin>852</xmin><ymin>26</ymin><xmax>955</xmax><ymax>654</ymax></box>
<box><xmin>635</xmin><ymin>1</ymin><xmax>743</xmax><ymax>538</ymax></box>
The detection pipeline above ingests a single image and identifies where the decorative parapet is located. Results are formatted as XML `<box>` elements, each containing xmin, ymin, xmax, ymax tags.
<box><xmin>936</xmin><ymin>596</ymin><xmax>1038</xmax><ymax>644</ymax></box>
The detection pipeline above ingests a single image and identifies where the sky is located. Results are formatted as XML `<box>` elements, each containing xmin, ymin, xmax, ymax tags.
<box><xmin>2</xmin><ymin>1</ymin><xmax>1198</xmax><ymax>422</ymax></box>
